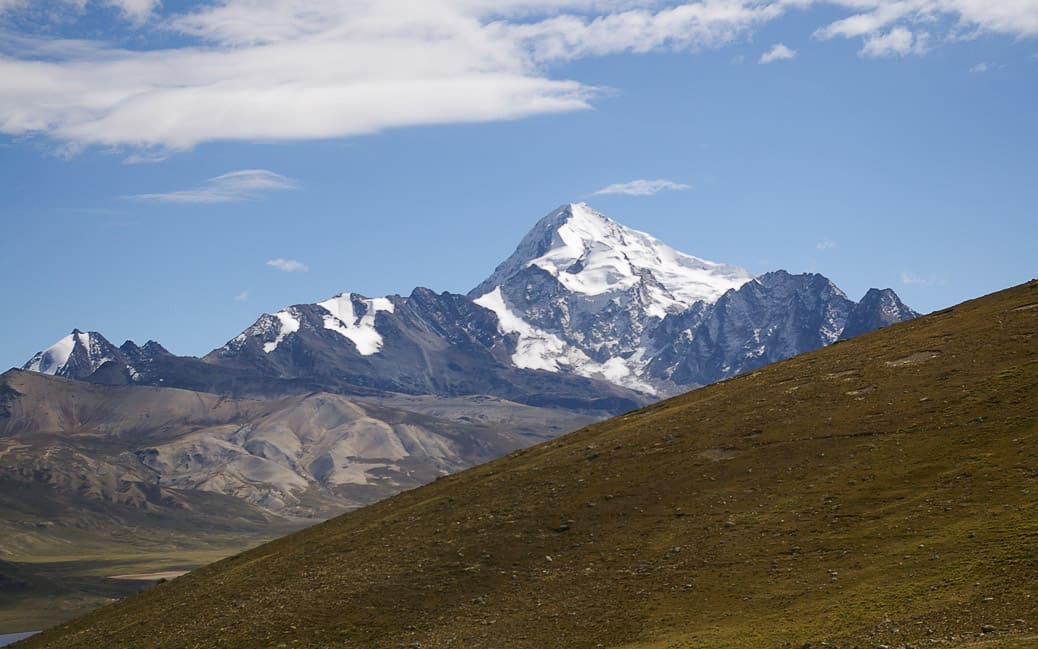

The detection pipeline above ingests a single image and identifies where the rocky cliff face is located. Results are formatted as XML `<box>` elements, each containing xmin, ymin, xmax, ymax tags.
<box><xmin>839</xmin><ymin>287</ymin><xmax>919</xmax><ymax>340</ymax></box>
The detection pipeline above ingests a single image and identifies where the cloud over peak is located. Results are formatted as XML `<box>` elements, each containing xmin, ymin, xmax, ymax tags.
<box><xmin>593</xmin><ymin>179</ymin><xmax>691</xmax><ymax>196</ymax></box>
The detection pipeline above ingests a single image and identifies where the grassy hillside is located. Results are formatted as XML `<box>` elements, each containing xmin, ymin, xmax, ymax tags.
<box><xmin>18</xmin><ymin>281</ymin><xmax>1038</xmax><ymax>649</ymax></box>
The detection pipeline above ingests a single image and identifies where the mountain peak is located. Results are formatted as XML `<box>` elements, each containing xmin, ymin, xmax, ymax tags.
<box><xmin>23</xmin><ymin>330</ymin><xmax>116</xmax><ymax>378</ymax></box>
<box><xmin>839</xmin><ymin>287</ymin><xmax>920</xmax><ymax>340</ymax></box>
<box><xmin>470</xmin><ymin>203</ymin><xmax>753</xmax><ymax>311</ymax></box>
<box><xmin>538</xmin><ymin>201</ymin><xmax>607</xmax><ymax>230</ymax></box>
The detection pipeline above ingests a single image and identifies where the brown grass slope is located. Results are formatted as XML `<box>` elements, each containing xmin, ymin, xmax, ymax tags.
<box><xmin>20</xmin><ymin>281</ymin><xmax>1038</xmax><ymax>649</ymax></box>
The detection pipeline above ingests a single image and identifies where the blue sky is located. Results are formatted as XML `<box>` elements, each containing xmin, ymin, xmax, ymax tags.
<box><xmin>1</xmin><ymin>0</ymin><xmax>1036</xmax><ymax>370</ymax></box>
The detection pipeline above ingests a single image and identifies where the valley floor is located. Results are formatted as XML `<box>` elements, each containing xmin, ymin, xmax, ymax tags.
<box><xmin>0</xmin><ymin>539</ymin><xmax>293</xmax><ymax>633</ymax></box>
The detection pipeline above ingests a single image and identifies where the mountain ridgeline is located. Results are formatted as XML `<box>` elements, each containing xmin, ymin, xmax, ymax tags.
<box><xmin>18</xmin><ymin>280</ymin><xmax>1038</xmax><ymax>649</ymax></box>
<box><xmin>23</xmin><ymin>203</ymin><xmax>918</xmax><ymax>407</ymax></box>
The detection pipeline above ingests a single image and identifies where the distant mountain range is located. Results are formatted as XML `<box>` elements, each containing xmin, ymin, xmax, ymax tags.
<box><xmin>22</xmin><ymin>203</ymin><xmax>918</xmax><ymax>406</ymax></box>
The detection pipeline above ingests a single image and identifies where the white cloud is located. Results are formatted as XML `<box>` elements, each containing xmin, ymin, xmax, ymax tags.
<box><xmin>759</xmin><ymin>42</ymin><xmax>796</xmax><ymax>64</ymax></box>
<box><xmin>814</xmin><ymin>1</ymin><xmax>1038</xmax><ymax>56</ymax></box>
<box><xmin>816</xmin><ymin>239</ymin><xmax>836</xmax><ymax>251</ymax></box>
<box><xmin>267</xmin><ymin>258</ymin><xmax>309</xmax><ymax>273</ymax></box>
<box><xmin>814</xmin><ymin>3</ymin><xmax>912</xmax><ymax>40</ymax></box>
<box><xmin>859</xmin><ymin>27</ymin><xmax>928</xmax><ymax>58</ymax></box>
<box><xmin>593</xmin><ymin>178</ymin><xmax>691</xmax><ymax>196</ymax></box>
<box><xmin>234</xmin><ymin>290</ymin><xmax>249</xmax><ymax>302</ymax></box>
<box><xmin>1</xmin><ymin>1</ymin><xmax>1037</xmax><ymax>152</ymax></box>
<box><xmin>969</xmin><ymin>62</ymin><xmax>989</xmax><ymax>73</ymax></box>
<box><xmin>127</xmin><ymin>169</ymin><xmax>298</xmax><ymax>203</ymax></box>
<box><xmin>816</xmin><ymin>1</ymin><xmax>1038</xmax><ymax>41</ymax></box>
<box><xmin>900</xmin><ymin>271</ymin><xmax>944</xmax><ymax>287</ymax></box>
<box><xmin>494</xmin><ymin>3</ymin><xmax>783</xmax><ymax>64</ymax></box>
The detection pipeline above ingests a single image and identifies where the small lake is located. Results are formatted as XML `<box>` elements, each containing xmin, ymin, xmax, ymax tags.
<box><xmin>0</xmin><ymin>632</ymin><xmax>38</xmax><ymax>646</ymax></box>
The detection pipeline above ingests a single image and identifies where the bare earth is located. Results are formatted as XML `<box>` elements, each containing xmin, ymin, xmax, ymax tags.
<box><xmin>106</xmin><ymin>571</ymin><xmax>189</xmax><ymax>581</ymax></box>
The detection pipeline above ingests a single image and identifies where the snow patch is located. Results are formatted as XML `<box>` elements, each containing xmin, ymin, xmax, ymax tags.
<box><xmin>263</xmin><ymin>310</ymin><xmax>300</xmax><ymax>353</ymax></box>
<box><xmin>26</xmin><ymin>333</ymin><xmax>76</xmax><ymax>374</ymax></box>
<box><xmin>475</xmin><ymin>287</ymin><xmax>576</xmax><ymax>372</ymax></box>
<box><xmin>317</xmin><ymin>293</ymin><xmax>395</xmax><ymax>356</ymax></box>
<box><xmin>475</xmin><ymin>287</ymin><xmax>655</xmax><ymax>394</ymax></box>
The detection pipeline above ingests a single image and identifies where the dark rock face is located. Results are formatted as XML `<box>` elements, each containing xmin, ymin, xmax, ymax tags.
<box><xmin>648</xmin><ymin>275</ymin><xmax>919</xmax><ymax>388</ymax></box>
<box><xmin>840</xmin><ymin>288</ymin><xmax>920</xmax><ymax>340</ymax></box>
<box><xmin>646</xmin><ymin>272</ymin><xmax>857</xmax><ymax>386</ymax></box>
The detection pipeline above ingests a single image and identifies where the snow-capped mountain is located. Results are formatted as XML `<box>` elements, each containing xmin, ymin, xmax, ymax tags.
<box><xmin>23</xmin><ymin>203</ymin><xmax>919</xmax><ymax>405</ymax></box>
<box><xmin>469</xmin><ymin>203</ymin><xmax>754</xmax><ymax>392</ymax></box>
<box><xmin>471</xmin><ymin>203</ymin><xmax>753</xmax><ymax>314</ymax></box>
<box><xmin>23</xmin><ymin>329</ymin><xmax>145</xmax><ymax>380</ymax></box>
<box><xmin>465</xmin><ymin>204</ymin><xmax>918</xmax><ymax>393</ymax></box>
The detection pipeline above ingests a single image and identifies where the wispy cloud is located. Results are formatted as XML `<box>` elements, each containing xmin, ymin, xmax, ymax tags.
<box><xmin>127</xmin><ymin>169</ymin><xmax>298</xmax><ymax>203</ymax></box>
<box><xmin>858</xmin><ymin>27</ymin><xmax>929</xmax><ymax>58</ymax></box>
<box><xmin>969</xmin><ymin>62</ymin><xmax>989</xmax><ymax>73</ymax></box>
<box><xmin>234</xmin><ymin>290</ymin><xmax>249</xmax><ymax>302</ymax></box>
<box><xmin>1</xmin><ymin>1</ymin><xmax>1037</xmax><ymax>152</ymax></box>
<box><xmin>593</xmin><ymin>179</ymin><xmax>691</xmax><ymax>197</ymax></box>
<box><xmin>123</xmin><ymin>150</ymin><xmax>170</xmax><ymax>165</ymax></box>
<box><xmin>759</xmin><ymin>43</ymin><xmax>796</xmax><ymax>64</ymax></box>
<box><xmin>900</xmin><ymin>271</ymin><xmax>944</xmax><ymax>287</ymax></box>
<box><xmin>816</xmin><ymin>240</ymin><xmax>836</xmax><ymax>251</ymax></box>
<box><xmin>267</xmin><ymin>258</ymin><xmax>308</xmax><ymax>273</ymax></box>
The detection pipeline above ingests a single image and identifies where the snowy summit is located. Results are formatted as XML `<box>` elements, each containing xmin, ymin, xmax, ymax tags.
<box><xmin>472</xmin><ymin>203</ymin><xmax>753</xmax><ymax>316</ymax></box>
<box><xmin>468</xmin><ymin>203</ymin><xmax>754</xmax><ymax>392</ymax></box>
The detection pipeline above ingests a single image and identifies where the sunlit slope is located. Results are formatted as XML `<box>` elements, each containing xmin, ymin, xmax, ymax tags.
<box><xmin>21</xmin><ymin>281</ymin><xmax>1038</xmax><ymax>649</ymax></box>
